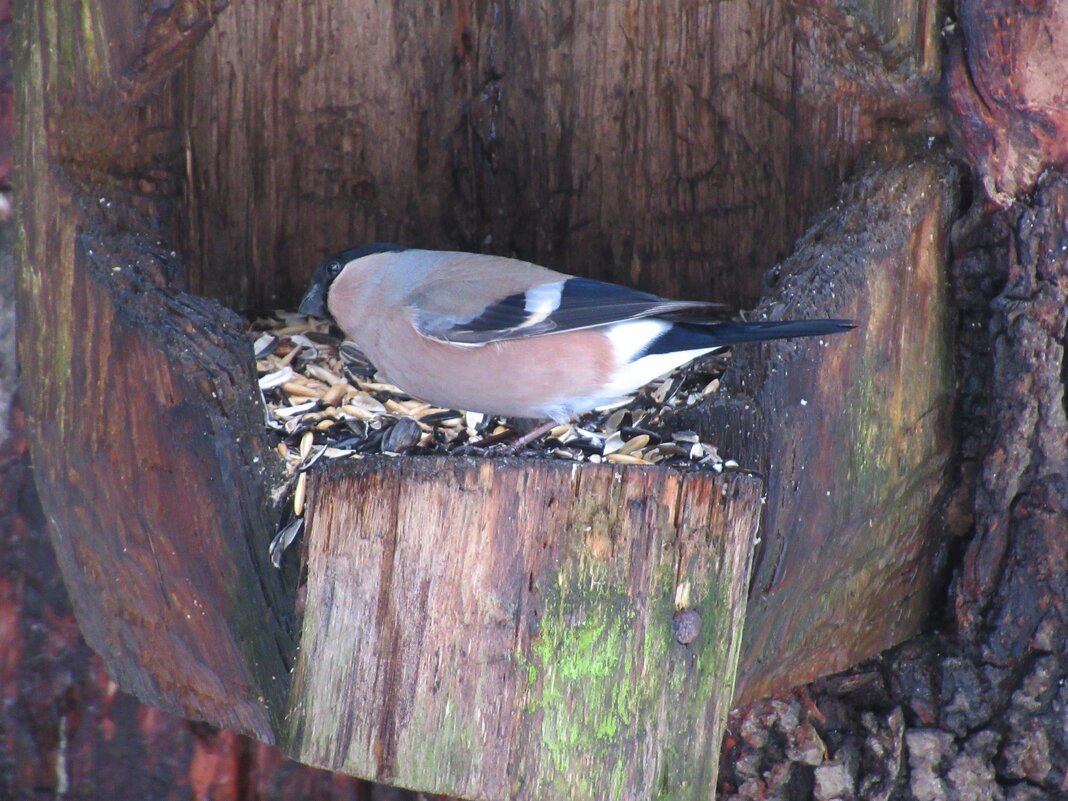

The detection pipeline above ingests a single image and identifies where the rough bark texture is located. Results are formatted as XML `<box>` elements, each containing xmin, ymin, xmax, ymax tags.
<box><xmin>953</xmin><ymin>174</ymin><xmax>1068</xmax><ymax>661</ymax></box>
<box><xmin>179</xmin><ymin>1</ymin><xmax>940</xmax><ymax>313</ymax></box>
<box><xmin>716</xmin><ymin>170</ymin><xmax>1068</xmax><ymax>801</ymax></box>
<box><xmin>945</xmin><ymin>0</ymin><xmax>1068</xmax><ymax>204</ymax></box>
<box><xmin>289</xmin><ymin>459</ymin><xmax>762</xmax><ymax>801</ymax></box>
<box><xmin>714</xmin><ymin>2</ymin><xmax>1068</xmax><ymax>789</ymax></box>
<box><xmin>677</xmin><ymin>157</ymin><xmax>959</xmax><ymax>703</ymax></box>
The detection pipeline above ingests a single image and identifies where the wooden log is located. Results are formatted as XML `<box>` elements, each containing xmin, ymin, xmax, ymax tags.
<box><xmin>16</xmin><ymin>1</ymin><xmax>292</xmax><ymax>741</ymax></box>
<box><xmin>15</xmin><ymin>0</ymin><xmax>956</xmax><ymax>795</ymax></box>
<box><xmin>676</xmin><ymin>156</ymin><xmax>960</xmax><ymax>703</ymax></box>
<box><xmin>286</xmin><ymin>458</ymin><xmax>762</xmax><ymax>801</ymax></box>
<box><xmin>0</xmin><ymin>406</ymin><xmax>371</xmax><ymax>799</ymax></box>
<box><xmin>18</xmin><ymin>198</ymin><xmax>295</xmax><ymax>739</ymax></box>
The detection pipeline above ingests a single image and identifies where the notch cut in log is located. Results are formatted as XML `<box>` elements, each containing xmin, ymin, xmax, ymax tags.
<box><xmin>16</xmin><ymin>0</ymin><xmax>959</xmax><ymax>796</ymax></box>
<box><xmin>286</xmin><ymin>458</ymin><xmax>763</xmax><ymax>800</ymax></box>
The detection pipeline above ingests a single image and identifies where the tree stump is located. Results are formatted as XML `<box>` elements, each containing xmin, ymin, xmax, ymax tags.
<box><xmin>289</xmin><ymin>459</ymin><xmax>761</xmax><ymax>799</ymax></box>
<box><xmin>15</xmin><ymin>1</ymin><xmax>956</xmax><ymax>798</ymax></box>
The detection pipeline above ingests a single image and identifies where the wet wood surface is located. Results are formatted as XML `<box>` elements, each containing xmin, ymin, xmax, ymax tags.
<box><xmin>0</xmin><ymin>408</ymin><xmax>374</xmax><ymax>800</ymax></box>
<box><xmin>17</xmin><ymin>0</ymin><xmax>292</xmax><ymax>742</ymax></box>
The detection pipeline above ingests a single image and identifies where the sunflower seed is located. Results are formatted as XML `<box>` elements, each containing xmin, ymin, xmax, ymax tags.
<box><xmin>253</xmin><ymin>333</ymin><xmax>279</xmax><ymax>359</ymax></box>
<box><xmin>269</xmin><ymin>516</ymin><xmax>304</xmax><ymax>568</ymax></box>
<box><xmin>382</xmin><ymin>417</ymin><xmax>422</xmax><ymax>454</ymax></box>
<box><xmin>602</xmin><ymin>431</ymin><xmax>625</xmax><ymax>455</ymax></box>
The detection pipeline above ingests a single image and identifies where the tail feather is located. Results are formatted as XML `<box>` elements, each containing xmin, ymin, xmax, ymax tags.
<box><xmin>643</xmin><ymin>318</ymin><xmax>855</xmax><ymax>356</ymax></box>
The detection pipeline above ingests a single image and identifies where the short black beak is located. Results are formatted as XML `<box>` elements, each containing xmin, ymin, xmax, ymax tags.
<box><xmin>298</xmin><ymin>283</ymin><xmax>327</xmax><ymax>318</ymax></box>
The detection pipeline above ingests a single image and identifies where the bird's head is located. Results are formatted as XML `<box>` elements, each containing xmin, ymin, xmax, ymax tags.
<box><xmin>298</xmin><ymin>243</ymin><xmax>408</xmax><ymax>321</ymax></box>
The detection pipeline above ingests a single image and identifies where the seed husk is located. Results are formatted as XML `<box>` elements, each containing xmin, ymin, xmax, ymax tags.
<box><xmin>293</xmin><ymin>472</ymin><xmax>308</xmax><ymax>516</ymax></box>
<box><xmin>618</xmin><ymin>434</ymin><xmax>650</xmax><ymax>455</ymax></box>
<box><xmin>251</xmin><ymin>312</ymin><xmax>740</xmax><ymax>484</ymax></box>
<box><xmin>607</xmin><ymin>452</ymin><xmax>647</xmax><ymax>465</ymax></box>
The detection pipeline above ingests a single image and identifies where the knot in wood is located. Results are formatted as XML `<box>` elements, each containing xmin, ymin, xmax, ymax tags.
<box><xmin>673</xmin><ymin>609</ymin><xmax>702</xmax><ymax>645</ymax></box>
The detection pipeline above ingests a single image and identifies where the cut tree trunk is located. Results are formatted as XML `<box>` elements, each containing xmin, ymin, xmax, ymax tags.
<box><xmin>289</xmin><ymin>459</ymin><xmax>761</xmax><ymax>800</ymax></box>
<box><xmin>677</xmin><ymin>157</ymin><xmax>960</xmax><ymax>703</ymax></box>
<box><xmin>15</xmin><ymin>1</ymin><xmax>953</xmax><ymax>798</ymax></box>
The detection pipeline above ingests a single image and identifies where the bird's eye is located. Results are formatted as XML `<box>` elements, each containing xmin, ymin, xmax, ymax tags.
<box><xmin>328</xmin><ymin>261</ymin><xmax>343</xmax><ymax>277</ymax></box>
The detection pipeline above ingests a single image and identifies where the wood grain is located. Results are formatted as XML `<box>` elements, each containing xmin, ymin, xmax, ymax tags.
<box><xmin>678</xmin><ymin>156</ymin><xmax>960</xmax><ymax>702</ymax></box>
<box><xmin>16</xmin><ymin>0</ymin><xmax>957</xmax><ymax>795</ymax></box>
<box><xmin>287</xmin><ymin>458</ymin><xmax>762</xmax><ymax>800</ymax></box>
<box><xmin>179</xmin><ymin>1</ymin><xmax>940</xmax><ymax>313</ymax></box>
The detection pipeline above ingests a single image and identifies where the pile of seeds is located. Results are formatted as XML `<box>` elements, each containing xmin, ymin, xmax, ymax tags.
<box><xmin>251</xmin><ymin>312</ymin><xmax>740</xmax><ymax>563</ymax></box>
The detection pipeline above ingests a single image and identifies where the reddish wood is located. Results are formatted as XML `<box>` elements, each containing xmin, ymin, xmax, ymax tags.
<box><xmin>946</xmin><ymin>0</ymin><xmax>1068</xmax><ymax>203</ymax></box>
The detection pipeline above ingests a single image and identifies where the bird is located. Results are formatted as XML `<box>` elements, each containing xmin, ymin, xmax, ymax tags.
<box><xmin>298</xmin><ymin>244</ymin><xmax>854</xmax><ymax>448</ymax></box>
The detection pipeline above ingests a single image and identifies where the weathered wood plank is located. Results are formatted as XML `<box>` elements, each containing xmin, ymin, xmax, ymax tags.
<box><xmin>286</xmin><ymin>458</ymin><xmax>763</xmax><ymax>800</ymax></box>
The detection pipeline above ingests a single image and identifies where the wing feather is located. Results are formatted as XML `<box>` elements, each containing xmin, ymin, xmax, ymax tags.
<box><xmin>415</xmin><ymin>276</ymin><xmax>721</xmax><ymax>344</ymax></box>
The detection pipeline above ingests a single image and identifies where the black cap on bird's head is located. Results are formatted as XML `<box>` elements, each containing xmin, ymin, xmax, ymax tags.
<box><xmin>298</xmin><ymin>243</ymin><xmax>409</xmax><ymax>320</ymax></box>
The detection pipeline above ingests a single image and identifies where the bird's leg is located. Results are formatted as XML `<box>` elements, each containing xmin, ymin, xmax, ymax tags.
<box><xmin>499</xmin><ymin>418</ymin><xmax>563</xmax><ymax>453</ymax></box>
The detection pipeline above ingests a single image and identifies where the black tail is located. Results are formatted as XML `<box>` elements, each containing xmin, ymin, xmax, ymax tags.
<box><xmin>703</xmin><ymin>319</ymin><xmax>856</xmax><ymax>346</ymax></box>
<box><xmin>644</xmin><ymin>319</ymin><xmax>855</xmax><ymax>355</ymax></box>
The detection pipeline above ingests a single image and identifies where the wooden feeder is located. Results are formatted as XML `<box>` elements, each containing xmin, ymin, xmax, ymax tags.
<box><xmin>16</xmin><ymin>3</ymin><xmax>957</xmax><ymax>798</ymax></box>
